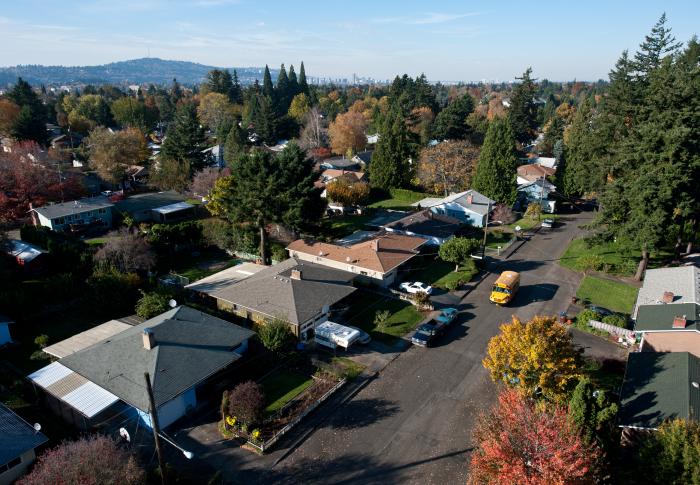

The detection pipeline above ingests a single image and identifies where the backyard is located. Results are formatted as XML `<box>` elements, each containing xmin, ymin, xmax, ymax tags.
<box><xmin>576</xmin><ymin>275</ymin><xmax>639</xmax><ymax>314</ymax></box>
<box><xmin>368</xmin><ymin>188</ymin><xmax>431</xmax><ymax>211</ymax></box>
<box><xmin>343</xmin><ymin>291</ymin><xmax>424</xmax><ymax>342</ymax></box>
<box><xmin>560</xmin><ymin>237</ymin><xmax>671</xmax><ymax>276</ymax></box>
<box><xmin>167</xmin><ymin>247</ymin><xmax>239</xmax><ymax>282</ymax></box>
<box><xmin>321</xmin><ymin>212</ymin><xmax>375</xmax><ymax>239</ymax></box>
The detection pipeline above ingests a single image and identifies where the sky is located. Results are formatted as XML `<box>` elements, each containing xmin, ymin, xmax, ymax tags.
<box><xmin>0</xmin><ymin>0</ymin><xmax>699</xmax><ymax>82</ymax></box>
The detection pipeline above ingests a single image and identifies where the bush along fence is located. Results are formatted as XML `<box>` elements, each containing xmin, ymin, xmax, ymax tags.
<box><xmin>588</xmin><ymin>319</ymin><xmax>635</xmax><ymax>343</ymax></box>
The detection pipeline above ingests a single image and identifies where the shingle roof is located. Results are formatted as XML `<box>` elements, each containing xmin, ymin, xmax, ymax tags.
<box><xmin>635</xmin><ymin>303</ymin><xmax>700</xmax><ymax>332</ymax></box>
<box><xmin>60</xmin><ymin>306</ymin><xmax>255</xmax><ymax>411</ymax></box>
<box><xmin>209</xmin><ymin>258</ymin><xmax>357</xmax><ymax>325</ymax></box>
<box><xmin>634</xmin><ymin>266</ymin><xmax>700</xmax><ymax>318</ymax></box>
<box><xmin>383</xmin><ymin>209</ymin><xmax>462</xmax><ymax>239</ymax></box>
<box><xmin>437</xmin><ymin>190</ymin><xmax>495</xmax><ymax>216</ymax></box>
<box><xmin>114</xmin><ymin>191</ymin><xmax>188</xmax><ymax>214</ymax></box>
<box><xmin>287</xmin><ymin>233</ymin><xmax>426</xmax><ymax>274</ymax></box>
<box><xmin>320</xmin><ymin>157</ymin><xmax>360</xmax><ymax>170</ymax></box>
<box><xmin>32</xmin><ymin>196</ymin><xmax>113</xmax><ymax>220</ymax></box>
<box><xmin>0</xmin><ymin>402</ymin><xmax>48</xmax><ymax>464</ymax></box>
<box><xmin>517</xmin><ymin>163</ymin><xmax>556</xmax><ymax>182</ymax></box>
<box><xmin>618</xmin><ymin>352</ymin><xmax>700</xmax><ymax>429</ymax></box>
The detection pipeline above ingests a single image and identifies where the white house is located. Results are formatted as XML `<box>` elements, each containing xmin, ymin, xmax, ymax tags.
<box><xmin>412</xmin><ymin>190</ymin><xmax>495</xmax><ymax>228</ymax></box>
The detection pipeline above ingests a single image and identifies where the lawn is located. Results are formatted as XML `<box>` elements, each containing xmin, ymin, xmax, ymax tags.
<box><xmin>344</xmin><ymin>292</ymin><xmax>424</xmax><ymax>341</ymax></box>
<box><xmin>168</xmin><ymin>248</ymin><xmax>239</xmax><ymax>282</ymax></box>
<box><xmin>505</xmin><ymin>214</ymin><xmax>559</xmax><ymax>232</ymax></box>
<box><xmin>560</xmin><ymin>237</ymin><xmax>671</xmax><ymax>276</ymax></box>
<box><xmin>261</xmin><ymin>370</ymin><xmax>314</xmax><ymax>415</ymax></box>
<box><xmin>322</xmin><ymin>212</ymin><xmax>375</xmax><ymax>239</ymax></box>
<box><xmin>409</xmin><ymin>257</ymin><xmax>478</xmax><ymax>290</ymax></box>
<box><xmin>368</xmin><ymin>188</ymin><xmax>431</xmax><ymax>211</ymax></box>
<box><xmin>576</xmin><ymin>275</ymin><xmax>639</xmax><ymax>314</ymax></box>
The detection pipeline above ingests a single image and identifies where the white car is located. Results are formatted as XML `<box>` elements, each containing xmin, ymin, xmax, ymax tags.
<box><xmin>399</xmin><ymin>281</ymin><xmax>433</xmax><ymax>295</ymax></box>
<box><xmin>435</xmin><ymin>308</ymin><xmax>458</xmax><ymax>325</ymax></box>
<box><xmin>541</xmin><ymin>218</ymin><xmax>555</xmax><ymax>229</ymax></box>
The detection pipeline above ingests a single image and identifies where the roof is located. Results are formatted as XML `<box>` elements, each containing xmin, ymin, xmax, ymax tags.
<box><xmin>439</xmin><ymin>190</ymin><xmax>495</xmax><ymax>215</ymax></box>
<box><xmin>185</xmin><ymin>262</ymin><xmax>266</xmax><ymax>294</ymax></box>
<box><xmin>634</xmin><ymin>266</ymin><xmax>700</xmax><ymax>317</ymax></box>
<box><xmin>207</xmin><ymin>258</ymin><xmax>357</xmax><ymax>326</ymax></box>
<box><xmin>43</xmin><ymin>319</ymin><xmax>133</xmax><ymax>358</ymax></box>
<box><xmin>518</xmin><ymin>178</ymin><xmax>556</xmax><ymax>192</ymax></box>
<box><xmin>320</xmin><ymin>157</ymin><xmax>360</xmax><ymax>170</ymax></box>
<box><xmin>114</xmin><ymin>191</ymin><xmax>188</xmax><ymax>215</ymax></box>
<box><xmin>352</xmin><ymin>150</ymin><xmax>373</xmax><ymax>164</ymax></box>
<box><xmin>287</xmin><ymin>233</ymin><xmax>426</xmax><ymax>274</ymax></box>
<box><xmin>411</xmin><ymin>197</ymin><xmax>444</xmax><ymax>208</ymax></box>
<box><xmin>517</xmin><ymin>163</ymin><xmax>556</xmax><ymax>182</ymax></box>
<box><xmin>5</xmin><ymin>239</ymin><xmax>46</xmax><ymax>263</ymax></box>
<box><xmin>152</xmin><ymin>201</ymin><xmax>194</xmax><ymax>215</ymax></box>
<box><xmin>32</xmin><ymin>196</ymin><xmax>113</xmax><ymax>220</ymax></box>
<box><xmin>321</xmin><ymin>169</ymin><xmax>367</xmax><ymax>182</ymax></box>
<box><xmin>495</xmin><ymin>271</ymin><xmax>520</xmax><ymax>287</ymax></box>
<box><xmin>383</xmin><ymin>210</ymin><xmax>462</xmax><ymax>239</ymax></box>
<box><xmin>28</xmin><ymin>362</ymin><xmax>120</xmax><ymax>418</ymax></box>
<box><xmin>618</xmin><ymin>352</ymin><xmax>700</xmax><ymax>429</ymax></box>
<box><xmin>529</xmin><ymin>156</ymin><xmax>557</xmax><ymax>169</ymax></box>
<box><xmin>0</xmin><ymin>402</ymin><xmax>48</xmax><ymax>464</ymax></box>
<box><xmin>635</xmin><ymin>303</ymin><xmax>700</xmax><ymax>332</ymax></box>
<box><xmin>59</xmin><ymin>306</ymin><xmax>255</xmax><ymax>411</ymax></box>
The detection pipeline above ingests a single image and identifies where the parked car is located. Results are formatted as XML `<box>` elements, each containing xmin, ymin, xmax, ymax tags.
<box><xmin>435</xmin><ymin>308</ymin><xmax>458</xmax><ymax>325</ymax></box>
<box><xmin>411</xmin><ymin>320</ymin><xmax>446</xmax><ymax>347</ymax></box>
<box><xmin>400</xmin><ymin>281</ymin><xmax>433</xmax><ymax>295</ymax></box>
<box><xmin>541</xmin><ymin>218</ymin><xmax>555</xmax><ymax>228</ymax></box>
<box><xmin>347</xmin><ymin>326</ymin><xmax>371</xmax><ymax>345</ymax></box>
<box><xmin>587</xmin><ymin>305</ymin><xmax>615</xmax><ymax>317</ymax></box>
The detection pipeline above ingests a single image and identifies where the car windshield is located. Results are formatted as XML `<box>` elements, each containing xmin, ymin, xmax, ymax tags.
<box><xmin>492</xmin><ymin>285</ymin><xmax>511</xmax><ymax>295</ymax></box>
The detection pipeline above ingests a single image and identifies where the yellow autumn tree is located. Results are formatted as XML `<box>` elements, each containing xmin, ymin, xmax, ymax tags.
<box><xmin>328</xmin><ymin>111</ymin><xmax>367</xmax><ymax>156</ymax></box>
<box><xmin>483</xmin><ymin>316</ymin><xmax>583</xmax><ymax>402</ymax></box>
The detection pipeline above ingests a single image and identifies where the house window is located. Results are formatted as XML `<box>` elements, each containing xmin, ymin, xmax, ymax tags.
<box><xmin>0</xmin><ymin>456</ymin><xmax>22</xmax><ymax>473</ymax></box>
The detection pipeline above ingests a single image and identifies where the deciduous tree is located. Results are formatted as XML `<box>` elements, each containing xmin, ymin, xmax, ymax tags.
<box><xmin>226</xmin><ymin>381</ymin><xmax>265</xmax><ymax>427</ymax></box>
<box><xmin>87</xmin><ymin>127</ymin><xmax>148</xmax><ymax>185</ymax></box>
<box><xmin>638</xmin><ymin>419</ymin><xmax>700</xmax><ymax>485</ymax></box>
<box><xmin>94</xmin><ymin>228</ymin><xmax>156</xmax><ymax>273</ymax></box>
<box><xmin>438</xmin><ymin>237</ymin><xmax>480</xmax><ymax>271</ymax></box>
<box><xmin>197</xmin><ymin>92</ymin><xmax>236</xmax><ymax>134</ymax></box>
<box><xmin>328</xmin><ymin>110</ymin><xmax>367</xmax><ymax>156</ymax></box>
<box><xmin>288</xmin><ymin>93</ymin><xmax>311</xmax><ymax>122</ymax></box>
<box><xmin>326</xmin><ymin>177</ymin><xmax>370</xmax><ymax>207</ymax></box>
<box><xmin>257</xmin><ymin>319</ymin><xmax>294</xmax><ymax>353</ymax></box>
<box><xmin>417</xmin><ymin>140</ymin><xmax>479</xmax><ymax>195</ymax></box>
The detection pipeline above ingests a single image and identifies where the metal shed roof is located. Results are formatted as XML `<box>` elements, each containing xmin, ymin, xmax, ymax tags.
<box><xmin>43</xmin><ymin>320</ymin><xmax>132</xmax><ymax>358</ymax></box>
<box><xmin>152</xmin><ymin>201</ymin><xmax>193</xmax><ymax>215</ymax></box>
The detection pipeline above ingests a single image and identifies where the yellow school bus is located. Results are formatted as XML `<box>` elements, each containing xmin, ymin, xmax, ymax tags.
<box><xmin>489</xmin><ymin>271</ymin><xmax>520</xmax><ymax>305</ymax></box>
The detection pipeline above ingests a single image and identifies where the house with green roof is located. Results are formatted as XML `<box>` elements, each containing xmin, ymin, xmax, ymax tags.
<box><xmin>635</xmin><ymin>303</ymin><xmax>700</xmax><ymax>358</ymax></box>
<box><xmin>619</xmin><ymin>352</ymin><xmax>700</xmax><ymax>430</ymax></box>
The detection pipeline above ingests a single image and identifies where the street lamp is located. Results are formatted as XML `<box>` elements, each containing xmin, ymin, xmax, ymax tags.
<box><xmin>158</xmin><ymin>432</ymin><xmax>194</xmax><ymax>460</ymax></box>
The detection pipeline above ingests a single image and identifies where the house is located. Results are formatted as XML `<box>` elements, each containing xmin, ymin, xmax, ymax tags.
<box><xmin>633</xmin><ymin>266</ymin><xmax>700</xmax><ymax>318</ymax></box>
<box><xmin>30</xmin><ymin>196</ymin><xmax>113</xmax><ymax>232</ymax></box>
<box><xmin>185</xmin><ymin>262</ymin><xmax>265</xmax><ymax>295</ymax></box>
<box><xmin>4</xmin><ymin>239</ymin><xmax>46</xmax><ymax>270</ymax></box>
<box><xmin>202</xmin><ymin>145</ymin><xmax>224</xmax><ymax>168</ymax></box>
<box><xmin>191</xmin><ymin>258</ymin><xmax>357</xmax><ymax>340</ymax></box>
<box><xmin>382</xmin><ymin>209</ymin><xmax>462</xmax><ymax>245</ymax></box>
<box><xmin>413</xmin><ymin>190</ymin><xmax>495</xmax><ymax>228</ymax></box>
<box><xmin>618</xmin><ymin>352</ymin><xmax>700</xmax><ymax>430</ymax></box>
<box><xmin>527</xmin><ymin>156</ymin><xmax>557</xmax><ymax>169</ymax></box>
<box><xmin>29</xmin><ymin>306</ymin><xmax>254</xmax><ymax>430</ymax></box>
<box><xmin>517</xmin><ymin>179</ymin><xmax>557</xmax><ymax>213</ymax></box>
<box><xmin>319</xmin><ymin>169</ymin><xmax>367</xmax><ymax>185</ymax></box>
<box><xmin>0</xmin><ymin>403</ymin><xmax>48</xmax><ymax>485</ymax></box>
<box><xmin>366</xmin><ymin>133</ymin><xmax>379</xmax><ymax>144</ymax></box>
<box><xmin>516</xmin><ymin>164</ymin><xmax>556</xmax><ymax>185</ymax></box>
<box><xmin>114</xmin><ymin>191</ymin><xmax>194</xmax><ymax>224</ymax></box>
<box><xmin>320</xmin><ymin>157</ymin><xmax>361</xmax><ymax>171</ymax></box>
<box><xmin>351</xmin><ymin>150</ymin><xmax>373</xmax><ymax>168</ymax></box>
<box><xmin>635</xmin><ymin>303</ymin><xmax>700</xmax><ymax>357</ymax></box>
<box><xmin>0</xmin><ymin>316</ymin><xmax>14</xmax><ymax>346</ymax></box>
<box><xmin>287</xmin><ymin>233</ymin><xmax>426</xmax><ymax>286</ymax></box>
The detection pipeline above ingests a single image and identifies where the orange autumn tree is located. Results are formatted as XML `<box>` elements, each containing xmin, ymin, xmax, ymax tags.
<box><xmin>328</xmin><ymin>111</ymin><xmax>367</xmax><ymax>156</ymax></box>
<box><xmin>469</xmin><ymin>388</ymin><xmax>601</xmax><ymax>485</ymax></box>
<box><xmin>483</xmin><ymin>316</ymin><xmax>583</xmax><ymax>402</ymax></box>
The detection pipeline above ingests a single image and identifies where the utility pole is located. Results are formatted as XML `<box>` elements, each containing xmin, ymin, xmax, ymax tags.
<box><xmin>144</xmin><ymin>372</ymin><xmax>166</xmax><ymax>485</ymax></box>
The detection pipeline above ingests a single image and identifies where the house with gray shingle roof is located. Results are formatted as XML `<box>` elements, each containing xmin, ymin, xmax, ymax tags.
<box><xmin>633</xmin><ymin>266</ymin><xmax>700</xmax><ymax>318</ymax></box>
<box><xmin>618</xmin><ymin>352</ymin><xmax>700</xmax><ymax>430</ymax></box>
<box><xmin>30</xmin><ymin>196</ymin><xmax>113</xmax><ymax>232</ymax></box>
<box><xmin>0</xmin><ymin>402</ymin><xmax>48</xmax><ymax>484</ymax></box>
<box><xmin>635</xmin><ymin>303</ymin><xmax>700</xmax><ymax>358</ymax></box>
<box><xmin>412</xmin><ymin>190</ymin><xmax>495</xmax><ymax>227</ymax></box>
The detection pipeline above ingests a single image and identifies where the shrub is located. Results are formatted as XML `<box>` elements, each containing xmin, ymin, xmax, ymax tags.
<box><xmin>270</xmin><ymin>244</ymin><xmax>287</xmax><ymax>263</ymax></box>
<box><xmin>389</xmin><ymin>188</ymin><xmax>427</xmax><ymax>202</ymax></box>
<box><xmin>88</xmin><ymin>266</ymin><xmax>141</xmax><ymax>317</ymax></box>
<box><xmin>439</xmin><ymin>237</ymin><xmax>480</xmax><ymax>270</ymax></box>
<box><xmin>491</xmin><ymin>203</ymin><xmax>517</xmax><ymax>224</ymax></box>
<box><xmin>135</xmin><ymin>289</ymin><xmax>176</xmax><ymax>319</ymax></box>
<box><xmin>575</xmin><ymin>309</ymin><xmax>602</xmax><ymax>329</ymax></box>
<box><xmin>638</xmin><ymin>419</ymin><xmax>700</xmax><ymax>485</ymax></box>
<box><xmin>257</xmin><ymin>319</ymin><xmax>294</xmax><ymax>353</ymax></box>
<box><xmin>201</xmin><ymin>219</ymin><xmax>258</xmax><ymax>254</ymax></box>
<box><xmin>374</xmin><ymin>309</ymin><xmax>391</xmax><ymax>331</ymax></box>
<box><xmin>226</xmin><ymin>381</ymin><xmax>265</xmax><ymax>427</ymax></box>
<box><xmin>94</xmin><ymin>229</ymin><xmax>156</xmax><ymax>273</ymax></box>
<box><xmin>149</xmin><ymin>221</ymin><xmax>203</xmax><ymax>250</ymax></box>
<box><xmin>602</xmin><ymin>314</ymin><xmax>628</xmax><ymax>329</ymax></box>
<box><xmin>524</xmin><ymin>202</ymin><xmax>542</xmax><ymax>220</ymax></box>
<box><xmin>413</xmin><ymin>291</ymin><xmax>431</xmax><ymax>308</ymax></box>
<box><xmin>17</xmin><ymin>435</ymin><xmax>145</xmax><ymax>485</ymax></box>
<box><xmin>575</xmin><ymin>254</ymin><xmax>605</xmax><ymax>273</ymax></box>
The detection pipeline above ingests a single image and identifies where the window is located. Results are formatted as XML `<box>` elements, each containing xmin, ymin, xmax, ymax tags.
<box><xmin>57</xmin><ymin>217</ymin><xmax>65</xmax><ymax>224</ymax></box>
<box><xmin>0</xmin><ymin>456</ymin><xmax>22</xmax><ymax>473</ymax></box>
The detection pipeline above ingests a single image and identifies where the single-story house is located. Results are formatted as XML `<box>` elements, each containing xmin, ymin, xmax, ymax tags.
<box><xmin>618</xmin><ymin>351</ymin><xmax>700</xmax><ymax>430</ymax></box>
<box><xmin>114</xmin><ymin>191</ymin><xmax>194</xmax><ymax>224</ymax></box>
<box><xmin>30</xmin><ymin>196</ymin><xmax>113</xmax><ymax>232</ymax></box>
<box><xmin>287</xmin><ymin>233</ymin><xmax>426</xmax><ymax>287</ymax></box>
<box><xmin>0</xmin><ymin>403</ymin><xmax>48</xmax><ymax>485</ymax></box>
<box><xmin>320</xmin><ymin>157</ymin><xmax>361</xmax><ymax>171</ymax></box>
<box><xmin>352</xmin><ymin>150</ymin><xmax>373</xmax><ymax>168</ymax></box>
<box><xmin>0</xmin><ymin>316</ymin><xmax>14</xmax><ymax>346</ymax></box>
<box><xmin>633</xmin><ymin>266</ymin><xmax>700</xmax><ymax>319</ymax></box>
<box><xmin>413</xmin><ymin>190</ymin><xmax>495</xmax><ymax>228</ymax></box>
<box><xmin>382</xmin><ymin>209</ymin><xmax>462</xmax><ymax>245</ymax></box>
<box><xmin>30</xmin><ymin>306</ymin><xmax>254</xmax><ymax>430</ymax></box>
<box><xmin>517</xmin><ymin>179</ymin><xmax>557</xmax><ymax>213</ymax></box>
<box><xmin>4</xmin><ymin>239</ymin><xmax>46</xmax><ymax>270</ymax></box>
<box><xmin>516</xmin><ymin>163</ymin><xmax>556</xmax><ymax>185</ymax></box>
<box><xmin>192</xmin><ymin>258</ymin><xmax>357</xmax><ymax>340</ymax></box>
<box><xmin>635</xmin><ymin>303</ymin><xmax>700</xmax><ymax>357</ymax></box>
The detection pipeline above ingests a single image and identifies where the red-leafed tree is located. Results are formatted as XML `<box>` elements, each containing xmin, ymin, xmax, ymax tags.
<box><xmin>469</xmin><ymin>388</ymin><xmax>602</xmax><ymax>485</ymax></box>
<box><xmin>0</xmin><ymin>141</ymin><xmax>85</xmax><ymax>223</ymax></box>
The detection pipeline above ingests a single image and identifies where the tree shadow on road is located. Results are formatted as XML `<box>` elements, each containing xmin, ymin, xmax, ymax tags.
<box><xmin>508</xmin><ymin>283</ymin><xmax>559</xmax><ymax>308</ymax></box>
<box><xmin>325</xmin><ymin>398</ymin><xmax>400</xmax><ymax>430</ymax></box>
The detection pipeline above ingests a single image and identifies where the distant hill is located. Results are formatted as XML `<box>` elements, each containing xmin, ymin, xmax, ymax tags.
<box><xmin>0</xmin><ymin>58</ymin><xmax>278</xmax><ymax>87</ymax></box>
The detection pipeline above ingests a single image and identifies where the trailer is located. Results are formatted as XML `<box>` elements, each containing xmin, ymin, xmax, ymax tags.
<box><xmin>314</xmin><ymin>321</ymin><xmax>361</xmax><ymax>350</ymax></box>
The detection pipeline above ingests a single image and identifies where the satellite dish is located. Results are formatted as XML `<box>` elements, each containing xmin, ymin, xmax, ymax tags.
<box><xmin>693</xmin><ymin>382</ymin><xmax>700</xmax><ymax>389</ymax></box>
<box><xmin>119</xmin><ymin>427</ymin><xmax>131</xmax><ymax>443</ymax></box>
<box><xmin>33</xmin><ymin>423</ymin><xmax>41</xmax><ymax>432</ymax></box>
<box><xmin>168</xmin><ymin>299</ymin><xmax>177</xmax><ymax>308</ymax></box>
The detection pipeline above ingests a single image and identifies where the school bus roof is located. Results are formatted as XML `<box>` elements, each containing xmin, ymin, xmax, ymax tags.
<box><xmin>494</xmin><ymin>271</ymin><xmax>520</xmax><ymax>287</ymax></box>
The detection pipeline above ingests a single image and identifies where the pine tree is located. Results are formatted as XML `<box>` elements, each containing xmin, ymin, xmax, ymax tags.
<box><xmin>562</xmin><ymin>100</ymin><xmax>602</xmax><ymax>196</ymax></box>
<box><xmin>433</xmin><ymin>93</ymin><xmax>474</xmax><ymax>140</ymax></box>
<box><xmin>634</xmin><ymin>13</ymin><xmax>682</xmax><ymax>77</ymax></box>
<box><xmin>275</xmin><ymin>64</ymin><xmax>291</xmax><ymax>113</ymax></box>
<box><xmin>262</xmin><ymin>65</ymin><xmax>274</xmax><ymax>99</ymax></box>
<box><xmin>298</xmin><ymin>61</ymin><xmax>309</xmax><ymax>96</ymax></box>
<box><xmin>160</xmin><ymin>103</ymin><xmax>208</xmax><ymax>176</ymax></box>
<box><xmin>224</xmin><ymin>122</ymin><xmax>246</xmax><ymax>165</ymax></box>
<box><xmin>7</xmin><ymin>77</ymin><xmax>47</xmax><ymax>144</ymax></box>
<box><xmin>254</xmin><ymin>95</ymin><xmax>277</xmax><ymax>144</ymax></box>
<box><xmin>230</xmin><ymin>69</ymin><xmax>243</xmax><ymax>104</ymax></box>
<box><xmin>368</xmin><ymin>110</ymin><xmax>411</xmax><ymax>190</ymax></box>
<box><xmin>508</xmin><ymin>67</ymin><xmax>538</xmax><ymax>144</ymax></box>
<box><xmin>288</xmin><ymin>65</ymin><xmax>299</xmax><ymax>97</ymax></box>
<box><xmin>170</xmin><ymin>78</ymin><xmax>182</xmax><ymax>103</ymax></box>
<box><xmin>472</xmin><ymin>118</ymin><xmax>518</xmax><ymax>205</ymax></box>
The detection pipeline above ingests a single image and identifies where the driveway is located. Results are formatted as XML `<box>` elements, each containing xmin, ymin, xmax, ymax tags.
<box><xmin>180</xmin><ymin>212</ymin><xmax>624</xmax><ymax>483</ymax></box>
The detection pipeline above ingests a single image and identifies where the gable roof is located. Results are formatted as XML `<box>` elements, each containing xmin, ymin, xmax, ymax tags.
<box><xmin>517</xmin><ymin>178</ymin><xmax>556</xmax><ymax>192</ymax></box>
<box><xmin>619</xmin><ymin>352</ymin><xmax>700</xmax><ymax>429</ymax></box>
<box><xmin>32</xmin><ymin>196</ymin><xmax>113</xmax><ymax>220</ymax></box>
<box><xmin>635</xmin><ymin>303</ymin><xmax>700</xmax><ymax>332</ymax></box>
<box><xmin>383</xmin><ymin>209</ymin><xmax>462</xmax><ymax>239</ymax></box>
<box><xmin>517</xmin><ymin>163</ymin><xmax>556</xmax><ymax>182</ymax></box>
<box><xmin>60</xmin><ymin>306</ymin><xmax>255</xmax><ymax>411</ymax></box>
<box><xmin>440</xmin><ymin>190</ymin><xmax>495</xmax><ymax>216</ymax></box>
<box><xmin>185</xmin><ymin>262</ymin><xmax>265</xmax><ymax>294</ymax></box>
<box><xmin>321</xmin><ymin>169</ymin><xmax>367</xmax><ymax>183</ymax></box>
<box><xmin>287</xmin><ymin>233</ymin><xmax>426</xmax><ymax>274</ymax></box>
<box><xmin>0</xmin><ymin>402</ymin><xmax>48</xmax><ymax>464</ymax></box>
<box><xmin>207</xmin><ymin>258</ymin><xmax>357</xmax><ymax>326</ymax></box>
<box><xmin>320</xmin><ymin>157</ymin><xmax>360</xmax><ymax>170</ymax></box>
<box><xmin>352</xmin><ymin>150</ymin><xmax>373</xmax><ymax>164</ymax></box>
<box><xmin>634</xmin><ymin>266</ymin><xmax>700</xmax><ymax>317</ymax></box>
<box><xmin>114</xmin><ymin>190</ymin><xmax>188</xmax><ymax>214</ymax></box>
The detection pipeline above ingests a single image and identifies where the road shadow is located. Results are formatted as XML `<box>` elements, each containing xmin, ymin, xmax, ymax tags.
<box><xmin>431</xmin><ymin>318</ymin><xmax>472</xmax><ymax>348</ymax></box>
<box><xmin>497</xmin><ymin>258</ymin><xmax>545</xmax><ymax>272</ymax></box>
<box><xmin>325</xmin><ymin>398</ymin><xmax>400</xmax><ymax>430</ymax></box>
<box><xmin>508</xmin><ymin>283</ymin><xmax>559</xmax><ymax>308</ymax></box>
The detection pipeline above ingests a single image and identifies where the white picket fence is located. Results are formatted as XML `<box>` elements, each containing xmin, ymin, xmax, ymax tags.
<box><xmin>588</xmin><ymin>319</ymin><xmax>635</xmax><ymax>339</ymax></box>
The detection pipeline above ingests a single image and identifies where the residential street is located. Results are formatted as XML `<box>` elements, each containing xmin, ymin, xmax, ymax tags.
<box><xmin>175</xmin><ymin>211</ymin><xmax>627</xmax><ymax>484</ymax></box>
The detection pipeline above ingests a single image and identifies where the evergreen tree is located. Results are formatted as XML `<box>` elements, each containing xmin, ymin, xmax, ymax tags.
<box><xmin>230</xmin><ymin>69</ymin><xmax>243</xmax><ymax>104</ymax></box>
<box><xmin>368</xmin><ymin>110</ymin><xmax>411</xmax><ymax>190</ymax></box>
<box><xmin>472</xmin><ymin>118</ymin><xmax>518</xmax><ymax>205</ymax></box>
<box><xmin>561</xmin><ymin>100</ymin><xmax>603</xmax><ymax>196</ymax></box>
<box><xmin>224</xmin><ymin>122</ymin><xmax>246</xmax><ymax>165</ymax></box>
<box><xmin>254</xmin><ymin>95</ymin><xmax>277</xmax><ymax>144</ymax></box>
<box><xmin>262</xmin><ymin>65</ymin><xmax>274</xmax><ymax>99</ymax></box>
<box><xmin>204</xmin><ymin>69</ymin><xmax>233</xmax><ymax>98</ymax></box>
<box><xmin>275</xmin><ymin>64</ymin><xmax>291</xmax><ymax>113</ymax></box>
<box><xmin>508</xmin><ymin>67</ymin><xmax>538</xmax><ymax>144</ymax></box>
<box><xmin>288</xmin><ymin>65</ymin><xmax>299</xmax><ymax>97</ymax></box>
<box><xmin>568</xmin><ymin>378</ymin><xmax>618</xmax><ymax>447</ymax></box>
<box><xmin>634</xmin><ymin>13</ymin><xmax>682</xmax><ymax>77</ymax></box>
<box><xmin>160</xmin><ymin>103</ymin><xmax>208</xmax><ymax>176</ymax></box>
<box><xmin>298</xmin><ymin>61</ymin><xmax>309</xmax><ymax>96</ymax></box>
<box><xmin>7</xmin><ymin>77</ymin><xmax>47</xmax><ymax>144</ymax></box>
<box><xmin>170</xmin><ymin>78</ymin><xmax>182</xmax><ymax>103</ymax></box>
<box><xmin>433</xmin><ymin>93</ymin><xmax>475</xmax><ymax>140</ymax></box>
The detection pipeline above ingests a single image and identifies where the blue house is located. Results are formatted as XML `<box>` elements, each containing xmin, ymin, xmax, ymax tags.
<box><xmin>413</xmin><ymin>190</ymin><xmax>495</xmax><ymax>228</ymax></box>
<box><xmin>517</xmin><ymin>179</ymin><xmax>556</xmax><ymax>213</ymax></box>
<box><xmin>30</xmin><ymin>196</ymin><xmax>113</xmax><ymax>232</ymax></box>
<box><xmin>0</xmin><ymin>403</ymin><xmax>48</xmax><ymax>484</ymax></box>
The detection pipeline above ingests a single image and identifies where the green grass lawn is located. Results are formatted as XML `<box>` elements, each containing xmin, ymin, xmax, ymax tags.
<box><xmin>368</xmin><ymin>189</ymin><xmax>431</xmax><ymax>211</ymax></box>
<box><xmin>85</xmin><ymin>237</ymin><xmax>107</xmax><ymax>246</ymax></box>
<box><xmin>168</xmin><ymin>248</ymin><xmax>239</xmax><ymax>282</ymax></box>
<box><xmin>261</xmin><ymin>370</ymin><xmax>314</xmax><ymax>415</ymax></box>
<box><xmin>576</xmin><ymin>275</ymin><xmax>639</xmax><ymax>314</ymax></box>
<box><xmin>322</xmin><ymin>213</ymin><xmax>375</xmax><ymax>239</ymax></box>
<box><xmin>409</xmin><ymin>257</ymin><xmax>479</xmax><ymax>290</ymax></box>
<box><xmin>560</xmin><ymin>237</ymin><xmax>671</xmax><ymax>276</ymax></box>
<box><xmin>344</xmin><ymin>292</ymin><xmax>424</xmax><ymax>342</ymax></box>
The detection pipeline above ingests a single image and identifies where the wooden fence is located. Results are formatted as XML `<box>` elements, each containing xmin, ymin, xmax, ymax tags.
<box><xmin>588</xmin><ymin>319</ymin><xmax>635</xmax><ymax>340</ymax></box>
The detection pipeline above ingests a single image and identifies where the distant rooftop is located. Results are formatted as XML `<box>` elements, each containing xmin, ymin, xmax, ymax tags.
<box><xmin>32</xmin><ymin>196</ymin><xmax>113</xmax><ymax>220</ymax></box>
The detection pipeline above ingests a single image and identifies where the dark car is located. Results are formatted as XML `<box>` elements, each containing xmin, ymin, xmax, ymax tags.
<box><xmin>588</xmin><ymin>305</ymin><xmax>615</xmax><ymax>318</ymax></box>
<box><xmin>411</xmin><ymin>320</ymin><xmax>446</xmax><ymax>347</ymax></box>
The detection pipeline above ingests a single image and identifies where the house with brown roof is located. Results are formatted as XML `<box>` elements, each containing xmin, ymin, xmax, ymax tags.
<box><xmin>516</xmin><ymin>163</ymin><xmax>556</xmax><ymax>185</ymax></box>
<box><xmin>287</xmin><ymin>233</ymin><xmax>427</xmax><ymax>287</ymax></box>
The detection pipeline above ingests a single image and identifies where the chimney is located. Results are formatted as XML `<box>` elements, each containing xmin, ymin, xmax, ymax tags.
<box><xmin>466</xmin><ymin>194</ymin><xmax>473</xmax><ymax>205</ymax></box>
<box><xmin>142</xmin><ymin>328</ymin><xmax>155</xmax><ymax>350</ymax></box>
<box><xmin>673</xmin><ymin>315</ymin><xmax>687</xmax><ymax>329</ymax></box>
<box><xmin>662</xmin><ymin>291</ymin><xmax>674</xmax><ymax>304</ymax></box>
<box><xmin>370</xmin><ymin>239</ymin><xmax>379</xmax><ymax>252</ymax></box>
<box><xmin>291</xmin><ymin>269</ymin><xmax>302</xmax><ymax>280</ymax></box>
